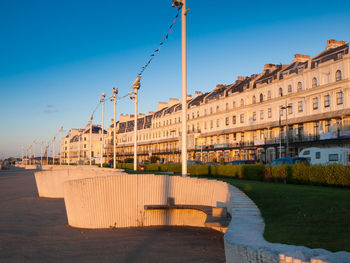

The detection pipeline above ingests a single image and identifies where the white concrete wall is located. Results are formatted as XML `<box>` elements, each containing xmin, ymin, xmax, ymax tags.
<box><xmin>25</xmin><ymin>165</ymin><xmax>38</xmax><ymax>170</ymax></box>
<box><xmin>224</xmin><ymin>185</ymin><xmax>350</xmax><ymax>263</ymax></box>
<box><xmin>63</xmin><ymin>174</ymin><xmax>230</xmax><ymax>229</ymax></box>
<box><xmin>34</xmin><ymin>169</ymin><xmax>126</xmax><ymax>198</ymax></box>
<box><xmin>63</xmin><ymin>174</ymin><xmax>350</xmax><ymax>263</ymax></box>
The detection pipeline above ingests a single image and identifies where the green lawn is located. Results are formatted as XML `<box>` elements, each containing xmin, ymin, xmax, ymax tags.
<box><xmin>122</xmin><ymin>169</ymin><xmax>350</xmax><ymax>252</ymax></box>
<box><xmin>218</xmin><ymin>178</ymin><xmax>350</xmax><ymax>252</ymax></box>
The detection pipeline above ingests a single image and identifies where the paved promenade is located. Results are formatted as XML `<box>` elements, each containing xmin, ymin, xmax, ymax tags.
<box><xmin>0</xmin><ymin>169</ymin><xmax>224</xmax><ymax>263</ymax></box>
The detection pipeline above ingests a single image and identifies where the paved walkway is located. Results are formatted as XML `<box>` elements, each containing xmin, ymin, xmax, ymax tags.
<box><xmin>0</xmin><ymin>169</ymin><xmax>225</xmax><ymax>263</ymax></box>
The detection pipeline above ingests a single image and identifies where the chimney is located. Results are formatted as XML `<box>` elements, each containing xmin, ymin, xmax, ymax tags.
<box><xmin>194</xmin><ymin>91</ymin><xmax>203</xmax><ymax>98</ymax></box>
<box><xmin>237</xmin><ymin>76</ymin><xmax>245</xmax><ymax>82</ymax></box>
<box><xmin>158</xmin><ymin>102</ymin><xmax>168</xmax><ymax>111</ymax></box>
<box><xmin>326</xmin><ymin>39</ymin><xmax>346</xmax><ymax>50</ymax></box>
<box><xmin>168</xmin><ymin>98</ymin><xmax>180</xmax><ymax>106</ymax></box>
<box><xmin>147</xmin><ymin>111</ymin><xmax>155</xmax><ymax>116</ymax></box>
<box><xmin>293</xmin><ymin>54</ymin><xmax>310</xmax><ymax>63</ymax></box>
<box><xmin>263</xmin><ymin>64</ymin><xmax>278</xmax><ymax>74</ymax></box>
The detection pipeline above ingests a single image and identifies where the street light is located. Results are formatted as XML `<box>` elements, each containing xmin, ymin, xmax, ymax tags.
<box><xmin>110</xmin><ymin>88</ymin><xmax>118</xmax><ymax>169</ymax></box>
<box><xmin>130</xmin><ymin>76</ymin><xmax>141</xmax><ymax>171</ymax></box>
<box><xmin>28</xmin><ymin>145</ymin><xmax>32</xmax><ymax>165</ymax></box>
<box><xmin>46</xmin><ymin>142</ymin><xmax>49</xmax><ymax>165</ymax></box>
<box><xmin>89</xmin><ymin>115</ymin><xmax>93</xmax><ymax>166</ymax></box>
<box><xmin>59</xmin><ymin>126</ymin><xmax>63</xmax><ymax>165</ymax></box>
<box><xmin>100</xmin><ymin>93</ymin><xmax>106</xmax><ymax>168</ymax></box>
<box><xmin>21</xmin><ymin>146</ymin><xmax>24</xmax><ymax>164</ymax></box>
<box><xmin>52</xmin><ymin>136</ymin><xmax>56</xmax><ymax>165</ymax></box>
<box><xmin>40</xmin><ymin>141</ymin><xmax>43</xmax><ymax>166</ymax></box>
<box><xmin>33</xmin><ymin>139</ymin><xmax>36</xmax><ymax>164</ymax></box>
<box><xmin>280</xmin><ymin>103</ymin><xmax>292</xmax><ymax>158</ymax></box>
<box><xmin>172</xmin><ymin>0</ymin><xmax>188</xmax><ymax>177</ymax></box>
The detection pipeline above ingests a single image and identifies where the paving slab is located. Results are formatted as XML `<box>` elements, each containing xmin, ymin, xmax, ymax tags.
<box><xmin>0</xmin><ymin>169</ymin><xmax>224</xmax><ymax>263</ymax></box>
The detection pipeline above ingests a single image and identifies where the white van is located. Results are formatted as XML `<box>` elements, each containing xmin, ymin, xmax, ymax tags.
<box><xmin>299</xmin><ymin>147</ymin><xmax>350</xmax><ymax>165</ymax></box>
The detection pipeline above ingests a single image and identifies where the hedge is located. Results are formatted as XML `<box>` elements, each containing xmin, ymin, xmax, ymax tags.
<box><xmin>115</xmin><ymin>162</ymin><xmax>350</xmax><ymax>187</ymax></box>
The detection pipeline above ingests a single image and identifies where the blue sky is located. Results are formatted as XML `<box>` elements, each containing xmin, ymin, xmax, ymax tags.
<box><xmin>1</xmin><ymin>0</ymin><xmax>350</xmax><ymax>158</ymax></box>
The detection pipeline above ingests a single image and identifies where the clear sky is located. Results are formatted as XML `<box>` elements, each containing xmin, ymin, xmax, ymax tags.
<box><xmin>1</xmin><ymin>0</ymin><xmax>350</xmax><ymax>159</ymax></box>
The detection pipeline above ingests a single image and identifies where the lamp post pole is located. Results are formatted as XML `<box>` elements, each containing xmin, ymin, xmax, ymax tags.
<box><xmin>111</xmin><ymin>88</ymin><xmax>118</xmax><ymax>169</ymax></box>
<box><xmin>33</xmin><ymin>140</ymin><xmax>36</xmax><ymax>164</ymax></box>
<box><xmin>21</xmin><ymin>146</ymin><xmax>24</xmax><ymax>164</ymax></box>
<box><xmin>89</xmin><ymin>115</ymin><xmax>93</xmax><ymax>166</ymax></box>
<box><xmin>130</xmin><ymin>76</ymin><xmax>141</xmax><ymax>171</ymax></box>
<box><xmin>59</xmin><ymin>126</ymin><xmax>63</xmax><ymax>165</ymax></box>
<box><xmin>46</xmin><ymin>142</ymin><xmax>49</xmax><ymax>165</ymax></box>
<box><xmin>67</xmin><ymin>131</ymin><xmax>70</xmax><ymax>165</ymax></box>
<box><xmin>40</xmin><ymin>141</ymin><xmax>43</xmax><ymax>166</ymax></box>
<box><xmin>52</xmin><ymin>136</ymin><xmax>55</xmax><ymax>165</ymax></box>
<box><xmin>78</xmin><ymin>132</ymin><xmax>81</xmax><ymax>164</ymax></box>
<box><xmin>29</xmin><ymin>145</ymin><xmax>32</xmax><ymax>165</ymax></box>
<box><xmin>100</xmin><ymin>93</ymin><xmax>106</xmax><ymax>168</ymax></box>
<box><xmin>281</xmin><ymin>103</ymin><xmax>292</xmax><ymax>158</ymax></box>
<box><xmin>279</xmin><ymin>111</ymin><xmax>282</xmax><ymax>158</ymax></box>
<box><xmin>173</xmin><ymin>0</ymin><xmax>188</xmax><ymax>176</ymax></box>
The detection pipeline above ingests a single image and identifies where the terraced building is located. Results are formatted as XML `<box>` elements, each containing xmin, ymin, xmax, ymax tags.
<box><xmin>106</xmin><ymin>39</ymin><xmax>350</xmax><ymax>164</ymax></box>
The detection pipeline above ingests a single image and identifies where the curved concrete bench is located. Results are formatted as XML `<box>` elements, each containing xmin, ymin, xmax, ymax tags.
<box><xmin>64</xmin><ymin>174</ymin><xmax>231</xmax><ymax>230</ymax></box>
<box><xmin>25</xmin><ymin>165</ymin><xmax>39</xmax><ymax>170</ymax></box>
<box><xmin>63</xmin><ymin>174</ymin><xmax>350</xmax><ymax>263</ymax></box>
<box><xmin>41</xmin><ymin>165</ymin><xmax>122</xmax><ymax>171</ymax></box>
<box><xmin>34</xmin><ymin>168</ymin><xmax>126</xmax><ymax>198</ymax></box>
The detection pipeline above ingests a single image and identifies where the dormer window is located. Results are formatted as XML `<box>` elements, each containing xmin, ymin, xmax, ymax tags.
<box><xmin>252</xmin><ymin>96</ymin><xmax>256</xmax><ymax>104</ymax></box>
<box><xmin>312</xmin><ymin>77</ymin><xmax>318</xmax><ymax>88</ymax></box>
<box><xmin>240</xmin><ymin>99</ymin><xmax>244</xmax><ymax>107</ymax></box>
<box><xmin>336</xmin><ymin>70</ymin><xmax>342</xmax><ymax>81</ymax></box>
<box><xmin>267</xmin><ymin>90</ymin><xmax>271</xmax><ymax>99</ymax></box>
<box><xmin>297</xmin><ymin>82</ymin><xmax>303</xmax><ymax>92</ymax></box>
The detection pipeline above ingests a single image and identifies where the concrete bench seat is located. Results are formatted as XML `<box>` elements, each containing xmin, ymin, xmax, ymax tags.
<box><xmin>144</xmin><ymin>197</ymin><xmax>231</xmax><ymax>229</ymax></box>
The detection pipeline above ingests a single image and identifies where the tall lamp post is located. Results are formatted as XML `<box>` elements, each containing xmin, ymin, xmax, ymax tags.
<box><xmin>68</xmin><ymin>133</ymin><xmax>70</xmax><ymax>165</ymax></box>
<box><xmin>89</xmin><ymin>115</ymin><xmax>93</xmax><ymax>166</ymax></box>
<box><xmin>130</xmin><ymin>76</ymin><xmax>141</xmax><ymax>171</ymax></box>
<box><xmin>33</xmin><ymin>140</ymin><xmax>36</xmax><ymax>164</ymax></box>
<box><xmin>46</xmin><ymin>142</ymin><xmax>49</xmax><ymax>165</ymax></box>
<box><xmin>59</xmin><ymin>126</ymin><xmax>63</xmax><ymax>165</ymax></box>
<box><xmin>280</xmin><ymin>103</ymin><xmax>292</xmax><ymax>158</ymax></box>
<box><xmin>100</xmin><ymin>93</ymin><xmax>106</xmax><ymax>168</ymax></box>
<box><xmin>21</xmin><ymin>146</ymin><xmax>24</xmax><ymax>164</ymax></box>
<box><xmin>52</xmin><ymin>136</ymin><xmax>56</xmax><ymax>165</ymax></box>
<box><xmin>173</xmin><ymin>0</ymin><xmax>188</xmax><ymax>176</ymax></box>
<box><xmin>110</xmin><ymin>88</ymin><xmax>118</xmax><ymax>169</ymax></box>
<box><xmin>40</xmin><ymin>141</ymin><xmax>43</xmax><ymax>166</ymax></box>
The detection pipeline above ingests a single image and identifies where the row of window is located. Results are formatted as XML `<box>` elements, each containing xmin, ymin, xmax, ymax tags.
<box><xmin>151</xmin><ymin>71</ymin><xmax>344</xmax><ymax>127</ymax></box>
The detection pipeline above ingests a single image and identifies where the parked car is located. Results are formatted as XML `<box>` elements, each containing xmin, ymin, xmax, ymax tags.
<box><xmin>204</xmin><ymin>162</ymin><xmax>217</xmax><ymax>166</ymax></box>
<box><xmin>270</xmin><ymin>157</ymin><xmax>310</xmax><ymax>167</ymax></box>
<box><xmin>187</xmin><ymin>160</ymin><xmax>203</xmax><ymax>165</ymax></box>
<box><xmin>227</xmin><ymin>160</ymin><xmax>256</xmax><ymax>165</ymax></box>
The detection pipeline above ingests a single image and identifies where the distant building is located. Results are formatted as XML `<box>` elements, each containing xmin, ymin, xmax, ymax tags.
<box><xmin>108</xmin><ymin>39</ymin><xmax>350</xmax><ymax>163</ymax></box>
<box><xmin>61</xmin><ymin>124</ymin><xmax>107</xmax><ymax>164</ymax></box>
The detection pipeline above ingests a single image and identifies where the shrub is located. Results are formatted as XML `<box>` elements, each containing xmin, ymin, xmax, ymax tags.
<box><xmin>211</xmin><ymin>165</ymin><xmax>243</xmax><ymax>178</ymax></box>
<box><xmin>166</xmin><ymin>163</ymin><xmax>182</xmax><ymax>173</ymax></box>
<box><xmin>145</xmin><ymin>164</ymin><xmax>160</xmax><ymax>171</ymax></box>
<box><xmin>150</xmin><ymin>156</ymin><xmax>160</xmax><ymax>164</ymax></box>
<box><xmin>188</xmin><ymin>165</ymin><xmax>209</xmax><ymax>176</ymax></box>
<box><xmin>243</xmin><ymin>164</ymin><xmax>265</xmax><ymax>181</ymax></box>
<box><xmin>271</xmin><ymin>165</ymin><xmax>289</xmax><ymax>183</ymax></box>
